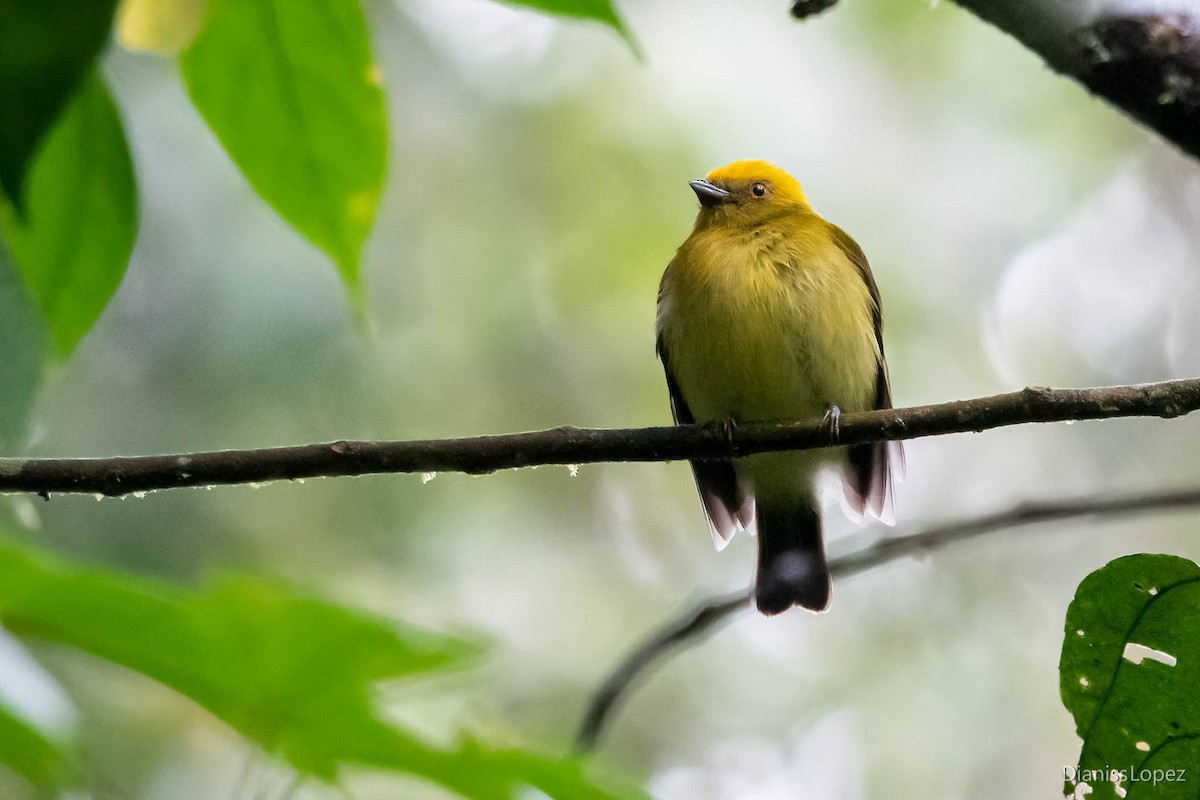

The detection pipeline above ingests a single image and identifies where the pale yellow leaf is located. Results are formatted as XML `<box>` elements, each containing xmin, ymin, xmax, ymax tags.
<box><xmin>116</xmin><ymin>0</ymin><xmax>208</xmax><ymax>55</ymax></box>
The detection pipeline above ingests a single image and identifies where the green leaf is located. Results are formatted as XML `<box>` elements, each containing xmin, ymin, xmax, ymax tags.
<box><xmin>0</xmin><ymin>542</ymin><xmax>477</xmax><ymax>777</ymax></box>
<box><xmin>500</xmin><ymin>0</ymin><xmax>630</xmax><ymax>39</ymax></box>
<box><xmin>0</xmin><ymin>538</ymin><xmax>645</xmax><ymax>798</ymax></box>
<box><xmin>0</xmin><ymin>701</ymin><xmax>67</xmax><ymax>789</ymax></box>
<box><xmin>464</xmin><ymin>743</ymin><xmax>649</xmax><ymax>800</ymax></box>
<box><xmin>1061</xmin><ymin>554</ymin><xmax>1200</xmax><ymax>799</ymax></box>
<box><xmin>0</xmin><ymin>74</ymin><xmax>137</xmax><ymax>357</ymax></box>
<box><xmin>179</xmin><ymin>0</ymin><xmax>387</xmax><ymax>298</ymax></box>
<box><xmin>0</xmin><ymin>0</ymin><xmax>120</xmax><ymax>209</ymax></box>
<box><xmin>0</xmin><ymin>251</ymin><xmax>47</xmax><ymax>450</ymax></box>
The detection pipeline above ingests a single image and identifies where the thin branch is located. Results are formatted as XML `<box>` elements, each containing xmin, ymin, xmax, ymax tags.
<box><xmin>576</xmin><ymin>590</ymin><xmax>751</xmax><ymax>752</ymax></box>
<box><xmin>575</xmin><ymin>487</ymin><xmax>1200</xmax><ymax>752</ymax></box>
<box><xmin>1</xmin><ymin>379</ymin><xmax>1199</xmax><ymax>497</ymax></box>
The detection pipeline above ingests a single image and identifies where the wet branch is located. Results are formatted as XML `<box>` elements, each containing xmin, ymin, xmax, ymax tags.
<box><xmin>575</xmin><ymin>486</ymin><xmax>1200</xmax><ymax>752</ymax></box>
<box><xmin>2</xmin><ymin>379</ymin><xmax>1200</xmax><ymax>497</ymax></box>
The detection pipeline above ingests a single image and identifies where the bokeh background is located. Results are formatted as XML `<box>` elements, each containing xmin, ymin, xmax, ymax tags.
<box><xmin>4</xmin><ymin>0</ymin><xmax>1200</xmax><ymax>797</ymax></box>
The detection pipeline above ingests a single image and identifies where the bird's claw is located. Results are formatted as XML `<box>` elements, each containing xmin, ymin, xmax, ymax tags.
<box><xmin>821</xmin><ymin>404</ymin><xmax>841</xmax><ymax>445</ymax></box>
<box><xmin>722</xmin><ymin>418</ymin><xmax>738</xmax><ymax>455</ymax></box>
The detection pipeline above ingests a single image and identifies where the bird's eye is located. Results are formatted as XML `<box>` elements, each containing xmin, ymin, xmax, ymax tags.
<box><xmin>752</xmin><ymin>183</ymin><xmax>767</xmax><ymax>197</ymax></box>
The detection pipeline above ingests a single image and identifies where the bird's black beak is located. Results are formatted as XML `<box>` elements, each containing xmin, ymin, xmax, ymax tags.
<box><xmin>690</xmin><ymin>179</ymin><xmax>732</xmax><ymax>207</ymax></box>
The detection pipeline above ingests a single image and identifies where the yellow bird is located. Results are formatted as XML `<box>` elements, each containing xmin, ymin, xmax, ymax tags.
<box><xmin>656</xmin><ymin>160</ymin><xmax>900</xmax><ymax>615</ymax></box>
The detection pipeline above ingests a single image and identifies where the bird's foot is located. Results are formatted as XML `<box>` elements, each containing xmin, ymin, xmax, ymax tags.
<box><xmin>721</xmin><ymin>417</ymin><xmax>738</xmax><ymax>455</ymax></box>
<box><xmin>821</xmin><ymin>404</ymin><xmax>841</xmax><ymax>446</ymax></box>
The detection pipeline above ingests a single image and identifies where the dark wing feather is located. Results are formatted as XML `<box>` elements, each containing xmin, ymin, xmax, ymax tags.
<box><xmin>657</xmin><ymin>335</ymin><xmax>751</xmax><ymax>547</ymax></box>
<box><xmin>829</xmin><ymin>225</ymin><xmax>902</xmax><ymax>520</ymax></box>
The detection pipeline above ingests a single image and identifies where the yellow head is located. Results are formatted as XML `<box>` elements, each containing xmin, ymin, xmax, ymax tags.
<box><xmin>689</xmin><ymin>160</ymin><xmax>810</xmax><ymax>229</ymax></box>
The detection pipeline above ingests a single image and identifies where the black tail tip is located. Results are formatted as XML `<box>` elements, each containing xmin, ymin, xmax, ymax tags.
<box><xmin>754</xmin><ymin>552</ymin><xmax>831</xmax><ymax>615</ymax></box>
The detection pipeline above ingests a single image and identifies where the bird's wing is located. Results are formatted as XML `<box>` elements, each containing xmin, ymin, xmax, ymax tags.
<box><xmin>656</xmin><ymin>331</ymin><xmax>752</xmax><ymax>550</ymax></box>
<box><xmin>829</xmin><ymin>225</ymin><xmax>903</xmax><ymax>522</ymax></box>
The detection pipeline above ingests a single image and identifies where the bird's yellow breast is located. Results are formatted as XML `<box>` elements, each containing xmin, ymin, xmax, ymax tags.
<box><xmin>657</xmin><ymin>216</ymin><xmax>879</xmax><ymax>428</ymax></box>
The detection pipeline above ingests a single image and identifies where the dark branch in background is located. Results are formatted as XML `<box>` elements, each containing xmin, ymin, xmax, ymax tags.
<box><xmin>0</xmin><ymin>379</ymin><xmax>1199</xmax><ymax>497</ymax></box>
<box><xmin>577</xmin><ymin>590</ymin><xmax>750</xmax><ymax>752</ymax></box>
<box><xmin>790</xmin><ymin>0</ymin><xmax>838</xmax><ymax>21</ymax></box>
<box><xmin>791</xmin><ymin>1</ymin><xmax>1200</xmax><ymax>162</ymax></box>
<box><xmin>575</xmin><ymin>487</ymin><xmax>1200</xmax><ymax>752</ymax></box>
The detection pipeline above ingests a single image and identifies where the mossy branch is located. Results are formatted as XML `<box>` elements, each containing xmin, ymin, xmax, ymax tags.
<box><xmin>793</xmin><ymin>1</ymin><xmax>1200</xmax><ymax>162</ymax></box>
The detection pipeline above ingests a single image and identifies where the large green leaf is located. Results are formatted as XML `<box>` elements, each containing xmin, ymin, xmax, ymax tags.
<box><xmin>179</xmin><ymin>0</ymin><xmax>387</xmax><ymax>300</ymax></box>
<box><xmin>0</xmin><ymin>538</ymin><xmax>645</xmax><ymax>798</ymax></box>
<box><xmin>0</xmin><ymin>74</ymin><xmax>137</xmax><ymax>357</ymax></box>
<box><xmin>0</xmin><ymin>541</ymin><xmax>476</xmax><ymax>778</ymax></box>
<box><xmin>0</xmin><ymin>0</ymin><xmax>120</xmax><ymax>209</ymax></box>
<box><xmin>501</xmin><ymin>0</ymin><xmax>629</xmax><ymax>38</ymax></box>
<box><xmin>1061</xmin><ymin>554</ymin><xmax>1200</xmax><ymax>799</ymax></box>
<box><xmin>0</xmin><ymin>701</ymin><xmax>66</xmax><ymax>789</ymax></box>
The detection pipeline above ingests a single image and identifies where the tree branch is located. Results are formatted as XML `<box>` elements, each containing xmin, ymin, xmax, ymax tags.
<box><xmin>576</xmin><ymin>589</ymin><xmax>750</xmax><ymax>752</ymax></box>
<box><xmin>575</xmin><ymin>486</ymin><xmax>1200</xmax><ymax>752</ymax></box>
<box><xmin>793</xmin><ymin>1</ymin><xmax>1200</xmax><ymax>162</ymax></box>
<box><xmin>1</xmin><ymin>379</ymin><xmax>1199</xmax><ymax>497</ymax></box>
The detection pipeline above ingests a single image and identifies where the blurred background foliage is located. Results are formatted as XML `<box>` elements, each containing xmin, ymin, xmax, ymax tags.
<box><xmin>2</xmin><ymin>0</ymin><xmax>1200</xmax><ymax>797</ymax></box>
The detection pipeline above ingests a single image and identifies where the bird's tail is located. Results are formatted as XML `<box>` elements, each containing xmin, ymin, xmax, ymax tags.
<box><xmin>754</xmin><ymin>500</ymin><xmax>830</xmax><ymax>615</ymax></box>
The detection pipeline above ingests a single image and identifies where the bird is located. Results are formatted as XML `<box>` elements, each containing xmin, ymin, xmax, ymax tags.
<box><xmin>655</xmin><ymin>160</ymin><xmax>899</xmax><ymax>615</ymax></box>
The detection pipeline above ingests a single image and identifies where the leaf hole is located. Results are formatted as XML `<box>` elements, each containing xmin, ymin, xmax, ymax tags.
<box><xmin>1123</xmin><ymin>642</ymin><xmax>1177</xmax><ymax>667</ymax></box>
